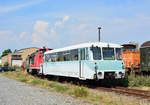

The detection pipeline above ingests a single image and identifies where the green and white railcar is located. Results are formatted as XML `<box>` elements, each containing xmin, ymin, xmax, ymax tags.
<box><xmin>41</xmin><ymin>42</ymin><xmax>125</xmax><ymax>80</ymax></box>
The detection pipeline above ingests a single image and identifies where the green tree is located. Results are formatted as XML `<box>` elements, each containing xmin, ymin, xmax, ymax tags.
<box><xmin>2</xmin><ymin>49</ymin><xmax>12</xmax><ymax>57</ymax></box>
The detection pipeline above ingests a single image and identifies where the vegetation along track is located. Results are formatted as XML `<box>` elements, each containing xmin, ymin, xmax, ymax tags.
<box><xmin>97</xmin><ymin>87</ymin><xmax>150</xmax><ymax>101</ymax></box>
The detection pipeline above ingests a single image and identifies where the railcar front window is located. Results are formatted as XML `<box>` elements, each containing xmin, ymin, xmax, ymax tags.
<box><xmin>102</xmin><ymin>48</ymin><xmax>115</xmax><ymax>60</ymax></box>
<box><xmin>116</xmin><ymin>48</ymin><xmax>122</xmax><ymax>60</ymax></box>
<box><xmin>92</xmin><ymin>47</ymin><xmax>101</xmax><ymax>60</ymax></box>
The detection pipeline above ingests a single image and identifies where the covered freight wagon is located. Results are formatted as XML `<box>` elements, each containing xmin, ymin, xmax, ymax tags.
<box><xmin>140</xmin><ymin>41</ymin><xmax>150</xmax><ymax>73</ymax></box>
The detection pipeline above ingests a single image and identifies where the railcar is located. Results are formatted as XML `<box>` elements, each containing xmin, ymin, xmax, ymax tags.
<box><xmin>140</xmin><ymin>41</ymin><xmax>150</xmax><ymax>74</ymax></box>
<box><xmin>39</xmin><ymin>42</ymin><xmax>125</xmax><ymax>80</ymax></box>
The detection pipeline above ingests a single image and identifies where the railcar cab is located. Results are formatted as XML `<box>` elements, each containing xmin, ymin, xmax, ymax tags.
<box><xmin>90</xmin><ymin>44</ymin><xmax>124</xmax><ymax>79</ymax></box>
<box><xmin>42</xmin><ymin>42</ymin><xmax>125</xmax><ymax>80</ymax></box>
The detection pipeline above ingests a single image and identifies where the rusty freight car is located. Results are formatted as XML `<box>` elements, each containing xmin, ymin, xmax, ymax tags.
<box><xmin>140</xmin><ymin>41</ymin><xmax>150</xmax><ymax>74</ymax></box>
<box><xmin>122</xmin><ymin>43</ymin><xmax>140</xmax><ymax>74</ymax></box>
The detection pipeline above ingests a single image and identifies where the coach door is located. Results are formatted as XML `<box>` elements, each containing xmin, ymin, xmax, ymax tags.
<box><xmin>79</xmin><ymin>48</ymin><xmax>86</xmax><ymax>79</ymax></box>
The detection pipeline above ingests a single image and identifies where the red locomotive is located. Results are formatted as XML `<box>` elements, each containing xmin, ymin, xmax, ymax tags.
<box><xmin>26</xmin><ymin>47</ymin><xmax>52</xmax><ymax>74</ymax></box>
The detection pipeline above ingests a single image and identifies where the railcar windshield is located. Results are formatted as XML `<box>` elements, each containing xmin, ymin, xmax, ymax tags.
<box><xmin>116</xmin><ymin>48</ymin><xmax>122</xmax><ymax>60</ymax></box>
<box><xmin>102</xmin><ymin>47</ymin><xmax>115</xmax><ymax>60</ymax></box>
<box><xmin>92</xmin><ymin>47</ymin><xmax>101</xmax><ymax>60</ymax></box>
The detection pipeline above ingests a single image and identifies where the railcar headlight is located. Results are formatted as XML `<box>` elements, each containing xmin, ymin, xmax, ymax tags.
<box><xmin>98</xmin><ymin>72</ymin><xmax>102</xmax><ymax>76</ymax></box>
<box><xmin>119</xmin><ymin>72</ymin><xmax>124</xmax><ymax>77</ymax></box>
<box><xmin>119</xmin><ymin>72</ymin><xmax>122</xmax><ymax>75</ymax></box>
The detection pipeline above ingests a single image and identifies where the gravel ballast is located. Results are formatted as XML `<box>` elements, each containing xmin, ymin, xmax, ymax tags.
<box><xmin>0</xmin><ymin>76</ymin><xmax>93</xmax><ymax>105</ymax></box>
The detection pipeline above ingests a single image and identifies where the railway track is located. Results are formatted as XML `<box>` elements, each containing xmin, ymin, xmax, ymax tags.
<box><xmin>35</xmin><ymin>74</ymin><xmax>150</xmax><ymax>101</ymax></box>
<box><xmin>97</xmin><ymin>87</ymin><xmax>150</xmax><ymax>101</ymax></box>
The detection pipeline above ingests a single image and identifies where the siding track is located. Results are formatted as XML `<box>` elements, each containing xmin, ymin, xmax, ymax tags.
<box><xmin>97</xmin><ymin>87</ymin><xmax>150</xmax><ymax>101</ymax></box>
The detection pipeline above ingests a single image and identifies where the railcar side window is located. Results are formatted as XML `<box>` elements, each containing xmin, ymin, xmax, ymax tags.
<box><xmin>70</xmin><ymin>49</ymin><xmax>78</xmax><ymax>61</ymax></box>
<box><xmin>92</xmin><ymin>47</ymin><xmax>101</xmax><ymax>60</ymax></box>
<box><xmin>57</xmin><ymin>52</ymin><xmax>65</xmax><ymax>61</ymax></box>
<box><xmin>45</xmin><ymin>53</ymin><xmax>58</xmax><ymax>62</ymax></box>
<box><xmin>116</xmin><ymin>48</ymin><xmax>122</xmax><ymax>60</ymax></box>
<box><xmin>63</xmin><ymin>51</ymin><xmax>71</xmax><ymax>61</ymax></box>
<box><xmin>102</xmin><ymin>48</ymin><xmax>115</xmax><ymax>60</ymax></box>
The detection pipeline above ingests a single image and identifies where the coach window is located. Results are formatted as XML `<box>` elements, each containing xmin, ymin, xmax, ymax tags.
<box><xmin>57</xmin><ymin>52</ymin><xmax>65</xmax><ymax>61</ymax></box>
<box><xmin>102</xmin><ymin>47</ymin><xmax>115</xmax><ymax>60</ymax></box>
<box><xmin>63</xmin><ymin>51</ymin><xmax>71</xmax><ymax>61</ymax></box>
<box><xmin>92</xmin><ymin>47</ymin><xmax>101</xmax><ymax>60</ymax></box>
<box><xmin>115</xmin><ymin>48</ymin><xmax>122</xmax><ymax>60</ymax></box>
<box><xmin>48</xmin><ymin>53</ymin><xmax>57</xmax><ymax>62</ymax></box>
<box><xmin>70</xmin><ymin>49</ymin><xmax>78</xmax><ymax>61</ymax></box>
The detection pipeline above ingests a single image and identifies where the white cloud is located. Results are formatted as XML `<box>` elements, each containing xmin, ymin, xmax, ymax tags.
<box><xmin>31</xmin><ymin>16</ymin><xmax>70</xmax><ymax>46</ymax></box>
<box><xmin>19</xmin><ymin>32</ymin><xmax>28</xmax><ymax>38</ymax></box>
<box><xmin>33</xmin><ymin>21</ymin><xmax>49</xmax><ymax>33</ymax></box>
<box><xmin>0</xmin><ymin>31</ymin><xmax>12</xmax><ymax>37</ymax></box>
<box><xmin>63</xmin><ymin>16</ymin><xmax>70</xmax><ymax>22</ymax></box>
<box><xmin>54</xmin><ymin>15</ymin><xmax>70</xmax><ymax>27</ymax></box>
<box><xmin>0</xmin><ymin>0</ymin><xmax>47</xmax><ymax>13</ymax></box>
<box><xmin>75</xmin><ymin>24</ymin><xmax>89</xmax><ymax>30</ymax></box>
<box><xmin>32</xmin><ymin>20</ymin><xmax>49</xmax><ymax>45</ymax></box>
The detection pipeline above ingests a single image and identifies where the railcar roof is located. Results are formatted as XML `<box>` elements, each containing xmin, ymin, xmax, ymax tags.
<box><xmin>45</xmin><ymin>42</ymin><xmax>122</xmax><ymax>54</ymax></box>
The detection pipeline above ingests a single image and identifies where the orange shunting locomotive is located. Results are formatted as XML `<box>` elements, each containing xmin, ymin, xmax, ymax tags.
<box><xmin>122</xmin><ymin>43</ymin><xmax>140</xmax><ymax>73</ymax></box>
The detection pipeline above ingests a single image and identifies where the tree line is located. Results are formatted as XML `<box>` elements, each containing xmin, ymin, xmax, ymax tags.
<box><xmin>1</xmin><ymin>49</ymin><xmax>12</xmax><ymax>57</ymax></box>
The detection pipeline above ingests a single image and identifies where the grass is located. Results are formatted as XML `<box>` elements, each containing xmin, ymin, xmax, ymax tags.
<box><xmin>49</xmin><ymin>82</ymin><xmax>69</xmax><ymax>92</ymax></box>
<box><xmin>0</xmin><ymin>70</ymin><xmax>149</xmax><ymax>105</ymax></box>
<box><xmin>128</xmin><ymin>74</ymin><xmax>150</xmax><ymax>87</ymax></box>
<box><xmin>73</xmin><ymin>87</ymin><xmax>88</xmax><ymax>97</ymax></box>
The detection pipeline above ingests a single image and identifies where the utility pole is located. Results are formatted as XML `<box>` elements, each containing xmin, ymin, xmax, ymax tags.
<box><xmin>98</xmin><ymin>27</ymin><xmax>101</xmax><ymax>42</ymax></box>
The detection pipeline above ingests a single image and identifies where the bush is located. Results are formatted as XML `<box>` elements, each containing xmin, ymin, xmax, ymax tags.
<box><xmin>4</xmin><ymin>62</ymin><xmax>9</xmax><ymax>67</ymax></box>
<box><xmin>12</xmin><ymin>65</ymin><xmax>20</xmax><ymax>71</ymax></box>
<box><xmin>73</xmin><ymin>87</ymin><xmax>88</xmax><ymax>97</ymax></box>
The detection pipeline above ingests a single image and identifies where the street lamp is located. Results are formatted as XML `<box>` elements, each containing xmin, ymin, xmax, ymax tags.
<box><xmin>98</xmin><ymin>27</ymin><xmax>101</xmax><ymax>42</ymax></box>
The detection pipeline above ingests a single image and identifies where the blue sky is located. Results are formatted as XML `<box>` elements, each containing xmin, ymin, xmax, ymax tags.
<box><xmin>0</xmin><ymin>0</ymin><xmax>150</xmax><ymax>54</ymax></box>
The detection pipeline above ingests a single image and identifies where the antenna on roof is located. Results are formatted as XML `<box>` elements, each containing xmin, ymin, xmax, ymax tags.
<box><xmin>98</xmin><ymin>26</ymin><xmax>102</xmax><ymax>42</ymax></box>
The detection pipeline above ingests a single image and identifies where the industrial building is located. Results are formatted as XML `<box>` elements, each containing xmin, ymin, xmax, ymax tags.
<box><xmin>1</xmin><ymin>47</ymin><xmax>39</xmax><ymax>67</ymax></box>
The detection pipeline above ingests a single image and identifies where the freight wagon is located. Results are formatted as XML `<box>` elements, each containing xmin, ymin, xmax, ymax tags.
<box><xmin>140</xmin><ymin>41</ymin><xmax>150</xmax><ymax>74</ymax></box>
